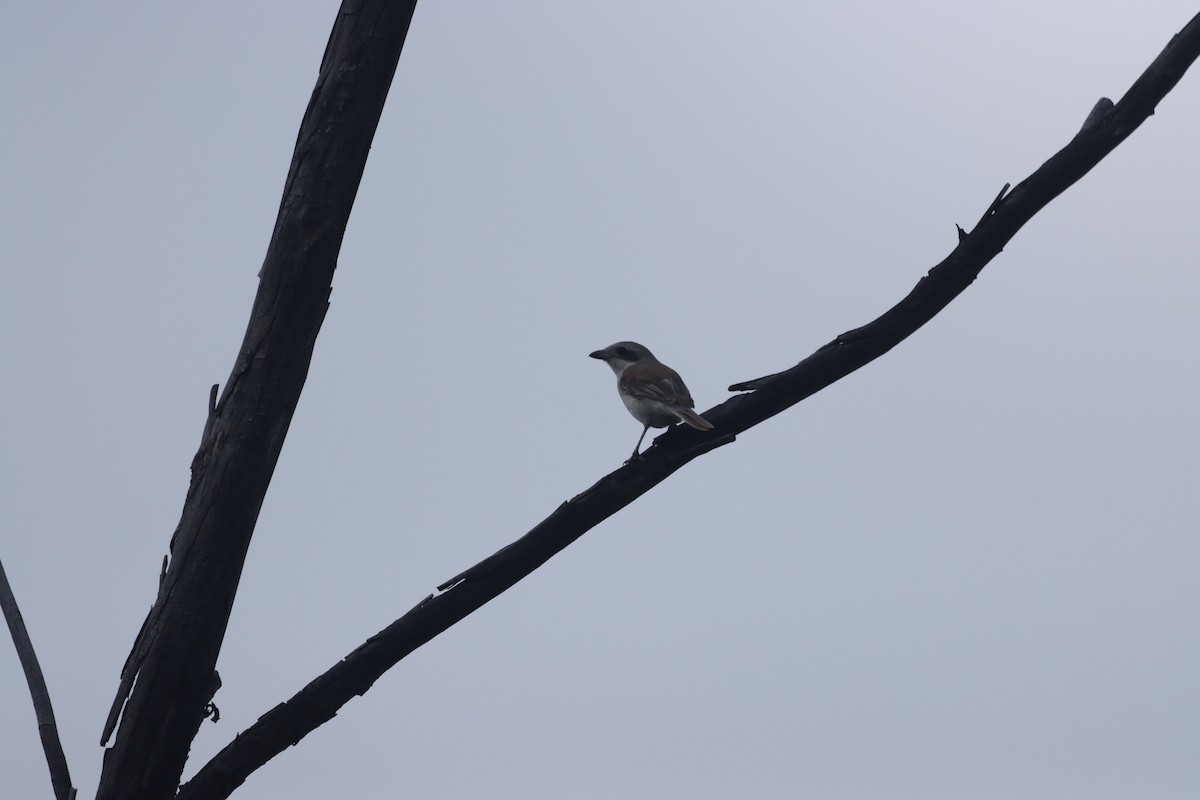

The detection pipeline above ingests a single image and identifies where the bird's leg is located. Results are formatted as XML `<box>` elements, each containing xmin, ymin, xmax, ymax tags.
<box><xmin>630</xmin><ymin>425</ymin><xmax>650</xmax><ymax>460</ymax></box>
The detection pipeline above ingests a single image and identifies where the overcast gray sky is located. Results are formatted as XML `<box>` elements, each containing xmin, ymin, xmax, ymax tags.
<box><xmin>3</xmin><ymin>3</ymin><xmax>1198</xmax><ymax>798</ymax></box>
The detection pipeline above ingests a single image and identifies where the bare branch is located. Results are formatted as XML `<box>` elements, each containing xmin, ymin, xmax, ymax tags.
<box><xmin>178</xmin><ymin>11</ymin><xmax>1200</xmax><ymax>799</ymax></box>
<box><xmin>0</xmin><ymin>559</ymin><xmax>76</xmax><ymax>800</ymax></box>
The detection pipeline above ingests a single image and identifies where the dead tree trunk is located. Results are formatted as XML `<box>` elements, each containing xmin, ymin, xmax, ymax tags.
<box><xmin>94</xmin><ymin>4</ymin><xmax>420</xmax><ymax>799</ymax></box>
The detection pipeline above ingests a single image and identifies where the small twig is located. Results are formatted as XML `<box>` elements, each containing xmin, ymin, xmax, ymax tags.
<box><xmin>952</xmin><ymin>179</ymin><xmax>1011</xmax><ymax>246</ymax></box>
<box><xmin>203</xmin><ymin>670</ymin><xmax>223</xmax><ymax>724</ymax></box>
<box><xmin>101</xmin><ymin>605</ymin><xmax>153</xmax><ymax>745</ymax></box>
<box><xmin>976</xmin><ymin>182</ymin><xmax>1011</xmax><ymax>228</ymax></box>
<box><xmin>0</xmin><ymin>559</ymin><xmax>76</xmax><ymax>800</ymax></box>
<box><xmin>1076</xmin><ymin>97</ymin><xmax>1115</xmax><ymax>138</ymax></box>
<box><xmin>200</xmin><ymin>383</ymin><xmax>220</xmax><ymax>448</ymax></box>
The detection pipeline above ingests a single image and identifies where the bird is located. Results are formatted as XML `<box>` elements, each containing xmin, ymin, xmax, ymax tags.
<box><xmin>589</xmin><ymin>341</ymin><xmax>714</xmax><ymax>460</ymax></box>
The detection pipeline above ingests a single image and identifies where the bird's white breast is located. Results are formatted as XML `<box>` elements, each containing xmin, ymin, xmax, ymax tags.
<box><xmin>620</xmin><ymin>391</ymin><xmax>683</xmax><ymax>428</ymax></box>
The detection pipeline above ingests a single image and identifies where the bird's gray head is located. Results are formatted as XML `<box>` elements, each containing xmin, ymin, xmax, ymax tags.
<box><xmin>589</xmin><ymin>341</ymin><xmax>656</xmax><ymax>375</ymax></box>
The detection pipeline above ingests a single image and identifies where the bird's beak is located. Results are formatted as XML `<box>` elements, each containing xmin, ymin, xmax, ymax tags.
<box><xmin>589</xmin><ymin>349</ymin><xmax>608</xmax><ymax>360</ymax></box>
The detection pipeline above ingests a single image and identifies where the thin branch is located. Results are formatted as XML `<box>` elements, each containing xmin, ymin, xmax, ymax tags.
<box><xmin>0</xmin><ymin>559</ymin><xmax>76</xmax><ymax>800</ymax></box>
<box><xmin>178</xmin><ymin>11</ymin><xmax>1200</xmax><ymax>800</ymax></box>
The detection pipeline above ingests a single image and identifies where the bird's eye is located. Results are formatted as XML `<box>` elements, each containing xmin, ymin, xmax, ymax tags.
<box><xmin>616</xmin><ymin>347</ymin><xmax>629</xmax><ymax>356</ymax></box>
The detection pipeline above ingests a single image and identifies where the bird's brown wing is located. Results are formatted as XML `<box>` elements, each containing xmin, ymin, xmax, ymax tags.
<box><xmin>619</xmin><ymin>362</ymin><xmax>696</xmax><ymax>408</ymax></box>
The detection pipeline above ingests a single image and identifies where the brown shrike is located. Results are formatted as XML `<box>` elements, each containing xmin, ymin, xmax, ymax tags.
<box><xmin>590</xmin><ymin>341</ymin><xmax>714</xmax><ymax>459</ymax></box>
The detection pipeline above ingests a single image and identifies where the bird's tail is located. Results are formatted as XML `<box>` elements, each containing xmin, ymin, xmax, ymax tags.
<box><xmin>676</xmin><ymin>408</ymin><xmax>714</xmax><ymax>431</ymax></box>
